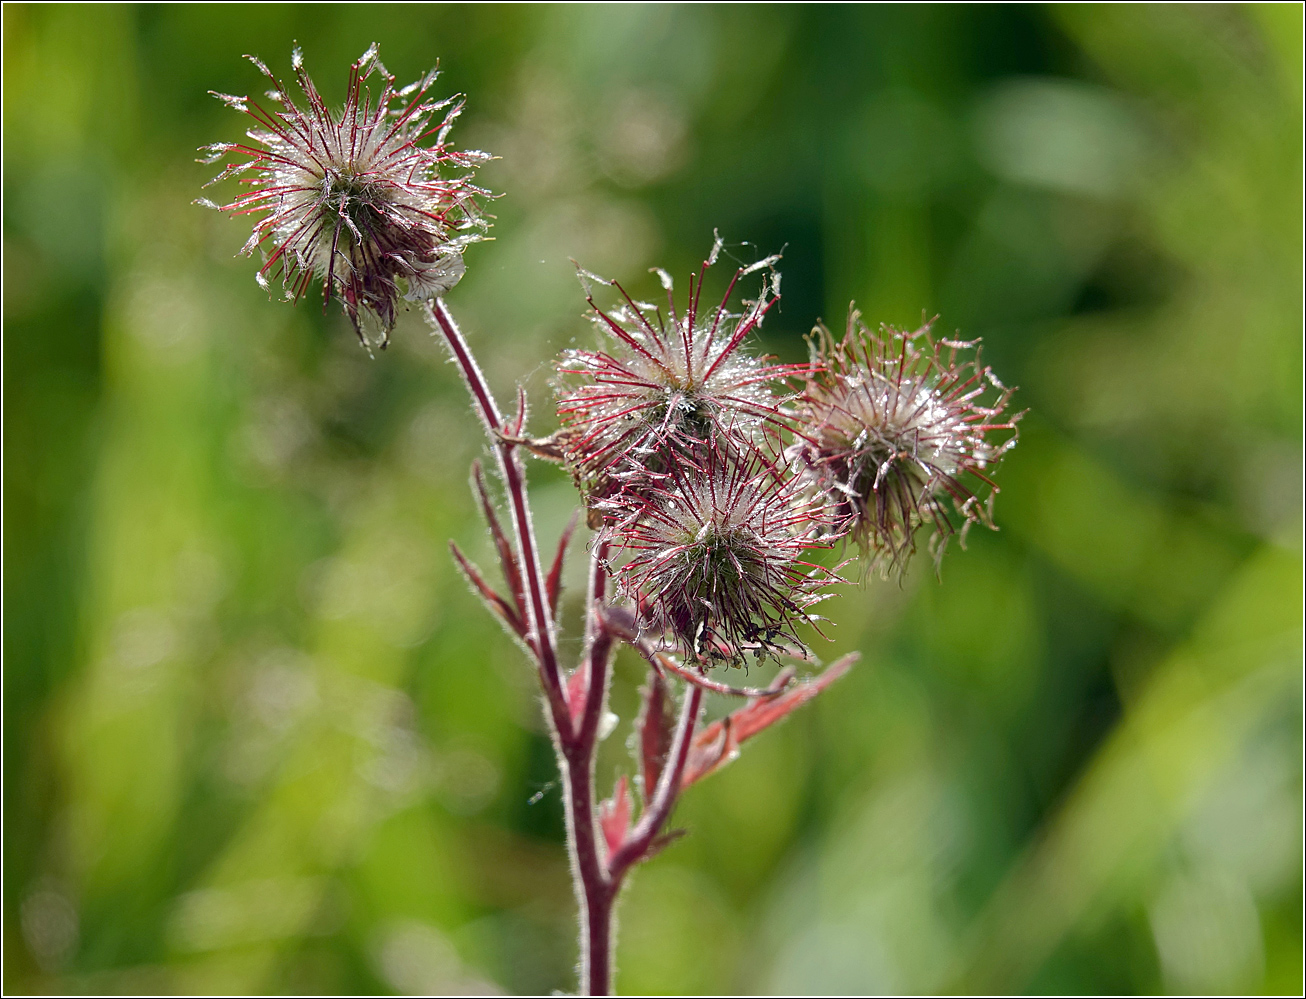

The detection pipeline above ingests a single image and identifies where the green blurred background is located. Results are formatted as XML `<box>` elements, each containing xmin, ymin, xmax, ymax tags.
<box><xmin>4</xmin><ymin>3</ymin><xmax>1302</xmax><ymax>994</ymax></box>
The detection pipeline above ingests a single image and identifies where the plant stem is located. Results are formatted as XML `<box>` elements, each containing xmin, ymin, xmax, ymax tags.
<box><xmin>425</xmin><ymin>298</ymin><xmax>569</xmax><ymax>734</ymax></box>
<box><xmin>571</xmin><ymin>672</ymin><xmax>702</xmax><ymax>995</ymax></box>
<box><xmin>565</xmin><ymin>740</ymin><xmax>615</xmax><ymax>995</ymax></box>
<box><xmin>609</xmin><ymin>684</ymin><xmax>702</xmax><ymax>881</ymax></box>
<box><xmin>427</xmin><ymin>298</ymin><xmax>701</xmax><ymax>996</ymax></box>
<box><xmin>567</xmin><ymin>545</ymin><xmax>616</xmax><ymax>994</ymax></box>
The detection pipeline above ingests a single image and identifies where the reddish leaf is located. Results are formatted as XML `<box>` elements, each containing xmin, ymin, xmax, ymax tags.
<box><xmin>471</xmin><ymin>461</ymin><xmax>526</xmax><ymax>621</ymax></box>
<box><xmin>681</xmin><ymin>653</ymin><xmax>858</xmax><ymax>788</ymax></box>
<box><xmin>546</xmin><ymin>510</ymin><xmax>580</xmax><ymax>621</ymax></box>
<box><xmin>599</xmin><ymin>775</ymin><xmax>632</xmax><ymax>856</ymax></box>
<box><xmin>637</xmin><ymin>671</ymin><xmax>674</xmax><ymax>804</ymax></box>
<box><xmin>449</xmin><ymin>541</ymin><xmax>526</xmax><ymax>641</ymax></box>
<box><xmin>660</xmin><ymin>655</ymin><xmax>796</xmax><ymax>698</ymax></box>
<box><xmin>495</xmin><ymin>429</ymin><xmax>568</xmax><ymax>462</ymax></box>
<box><xmin>509</xmin><ymin>384</ymin><xmax>528</xmax><ymax>437</ymax></box>
<box><xmin>644</xmin><ymin>828</ymin><xmax>688</xmax><ymax>862</ymax></box>
<box><xmin>600</xmin><ymin>605</ymin><xmax>798</xmax><ymax>699</ymax></box>
<box><xmin>566</xmin><ymin>665</ymin><xmax>588</xmax><ymax>727</ymax></box>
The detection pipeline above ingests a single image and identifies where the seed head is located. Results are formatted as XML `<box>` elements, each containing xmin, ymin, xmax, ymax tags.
<box><xmin>793</xmin><ymin>307</ymin><xmax>1020</xmax><ymax>577</ymax></box>
<box><xmin>555</xmin><ymin>237</ymin><xmax>796</xmax><ymax>503</ymax></box>
<box><xmin>198</xmin><ymin>44</ymin><xmax>491</xmax><ymax>348</ymax></box>
<box><xmin>601</xmin><ymin>445</ymin><xmax>840</xmax><ymax>665</ymax></box>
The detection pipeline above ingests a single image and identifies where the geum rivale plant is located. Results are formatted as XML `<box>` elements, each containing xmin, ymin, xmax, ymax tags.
<box><xmin>200</xmin><ymin>44</ymin><xmax>1020</xmax><ymax>996</ymax></box>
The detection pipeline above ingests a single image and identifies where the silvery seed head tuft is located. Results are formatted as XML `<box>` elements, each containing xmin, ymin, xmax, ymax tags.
<box><xmin>792</xmin><ymin>307</ymin><xmax>1021</xmax><ymax>578</ymax></box>
<box><xmin>555</xmin><ymin>237</ymin><xmax>798</xmax><ymax>506</ymax></box>
<box><xmin>197</xmin><ymin>44</ymin><xmax>491</xmax><ymax>348</ymax></box>
<box><xmin>599</xmin><ymin>443</ymin><xmax>841</xmax><ymax>666</ymax></box>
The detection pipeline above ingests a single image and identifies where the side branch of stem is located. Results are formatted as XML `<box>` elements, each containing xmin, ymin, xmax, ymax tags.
<box><xmin>425</xmin><ymin>298</ymin><xmax>570</xmax><ymax>738</ymax></box>
<box><xmin>608</xmin><ymin>683</ymin><xmax>703</xmax><ymax>881</ymax></box>
<box><xmin>428</xmin><ymin>298</ymin><xmax>705</xmax><ymax>996</ymax></box>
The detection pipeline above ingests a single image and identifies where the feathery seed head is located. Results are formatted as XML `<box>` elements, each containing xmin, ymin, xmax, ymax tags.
<box><xmin>555</xmin><ymin>237</ymin><xmax>796</xmax><ymax>503</ymax></box>
<box><xmin>793</xmin><ymin>307</ymin><xmax>1020</xmax><ymax>578</ymax></box>
<box><xmin>601</xmin><ymin>445</ymin><xmax>841</xmax><ymax>665</ymax></box>
<box><xmin>198</xmin><ymin>44</ymin><xmax>492</xmax><ymax>348</ymax></box>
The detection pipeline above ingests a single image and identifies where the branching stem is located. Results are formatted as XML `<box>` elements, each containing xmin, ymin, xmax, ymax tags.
<box><xmin>425</xmin><ymin>299</ymin><xmax>569</xmax><ymax>736</ymax></box>
<box><xmin>426</xmin><ymin>299</ymin><xmax>701</xmax><ymax>996</ymax></box>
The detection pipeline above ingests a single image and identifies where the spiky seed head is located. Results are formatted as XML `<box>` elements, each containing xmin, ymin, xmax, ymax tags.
<box><xmin>792</xmin><ymin>307</ymin><xmax>1020</xmax><ymax>578</ymax></box>
<box><xmin>601</xmin><ymin>444</ymin><xmax>841</xmax><ymax>665</ymax></box>
<box><xmin>555</xmin><ymin>237</ymin><xmax>797</xmax><ymax>505</ymax></box>
<box><xmin>197</xmin><ymin>44</ymin><xmax>492</xmax><ymax>348</ymax></box>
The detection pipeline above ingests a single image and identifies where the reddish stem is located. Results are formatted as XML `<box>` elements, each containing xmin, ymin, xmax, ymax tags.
<box><xmin>425</xmin><ymin>298</ymin><xmax>570</xmax><ymax>737</ymax></box>
<box><xmin>428</xmin><ymin>299</ymin><xmax>702</xmax><ymax>996</ymax></box>
<box><xmin>570</xmin><ymin>656</ymin><xmax>702</xmax><ymax>995</ymax></box>
<box><xmin>608</xmin><ymin>683</ymin><xmax>702</xmax><ymax>882</ymax></box>
<box><xmin>564</xmin><ymin>546</ymin><xmax>617</xmax><ymax>994</ymax></box>
<box><xmin>564</xmin><ymin>739</ymin><xmax>614</xmax><ymax>995</ymax></box>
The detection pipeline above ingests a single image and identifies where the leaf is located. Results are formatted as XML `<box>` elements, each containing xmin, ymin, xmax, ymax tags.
<box><xmin>681</xmin><ymin>653</ymin><xmax>858</xmax><ymax>788</ymax></box>
<box><xmin>449</xmin><ymin>542</ymin><xmax>526</xmax><ymax>641</ymax></box>
<box><xmin>546</xmin><ymin>510</ymin><xmax>580</xmax><ymax>621</ymax></box>
<box><xmin>644</xmin><ymin>828</ymin><xmax>688</xmax><ymax>863</ymax></box>
<box><xmin>566</xmin><ymin>665</ymin><xmax>588</xmax><ymax>727</ymax></box>
<box><xmin>495</xmin><ymin>429</ymin><xmax>569</xmax><ymax>463</ymax></box>
<box><xmin>636</xmin><ymin>671</ymin><xmax>674</xmax><ymax>805</ymax></box>
<box><xmin>509</xmin><ymin>384</ymin><xmax>528</xmax><ymax>437</ymax></box>
<box><xmin>658</xmin><ymin>654</ymin><xmax>796</xmax><ymax>699</ymax></box>
<box><xmin>599</xmin><ymin>775</ymin><xmax>632</xmax><ymax>857</ymax></box>
<box><xmin>471</xmin><ymin>461</ymin><xmax>526</xmax><ymax>622</ymax></box>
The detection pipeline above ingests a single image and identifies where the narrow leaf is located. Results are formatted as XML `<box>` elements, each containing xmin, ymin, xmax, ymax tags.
<box><xmin>637</xmin><ymin>671</ymin><xmax>674</xmax><ymax>805</ymax></box>
<box><xmin>496</xmin><ymin>429</ymin><xmax>569</xmax><ymax>462</ymax></box>
<box><xmin>566</xmin><ymin>665</ymin><xmax>588</xmax><ymax>727</ymax></box>
<box><xmin>471</xmin><ymin>461</ymin><xmax>526</xmax><ymax>621</ymax></box>
<box><xmin>546</xmin><ymin>510</ymin><xmax>580</xmax><ymax>621</ymax></box>
<box><xmin>510</xmin><ymin>384</ymin><xmax>528</xmax><ymax>437</ymax></box>
<box><xmin>644</xmin><ymin>827</ymin><xmax>688</xmax><ymax>863</ymax></box>
<box><xmin>659</xmin><ymin>654</ymin><xmax>795</xmax><ymax>698</ymax></box>
<box><xmin>599</xmin><ymin>775</ymin><xmax>632</xmax><ymax>856</ymax></box>
<box><xmin>681</xmin><ymin>653</ymin><xmax>858</xmax><ymax>787</ymax></box>
<box><xmin>449</xmin><ymin>541</ymin><xmax>526</xmax><ymax>640</ymax></box>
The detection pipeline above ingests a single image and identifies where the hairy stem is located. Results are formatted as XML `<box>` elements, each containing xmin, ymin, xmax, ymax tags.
<box><xmin>609</xmin><ymin>683</ymin><xmax>702</xmax><ymax>881</ymax></box>
<box><xmin>565</xmin><ymin>735</ymin><xmax>614</xmax><ymax>996</ymax></box>
<box><xmin>425</xmin><ymin>298</ymin><xmax>570</xmax><ymax>736</ymax></box>
<box><xmin>427</xmin><ymin>299</ymin><xmax>701</xmax><ymax>995</ymax></box>
<box><xmin>571</xmin><ymin>611</ymin><xmax>702</xmax><ymax>995</ymax></box>
<box><xmin>567</xmin><ymin>545</ymin><xmax>617</xmax><ymax>994</ymax></box>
